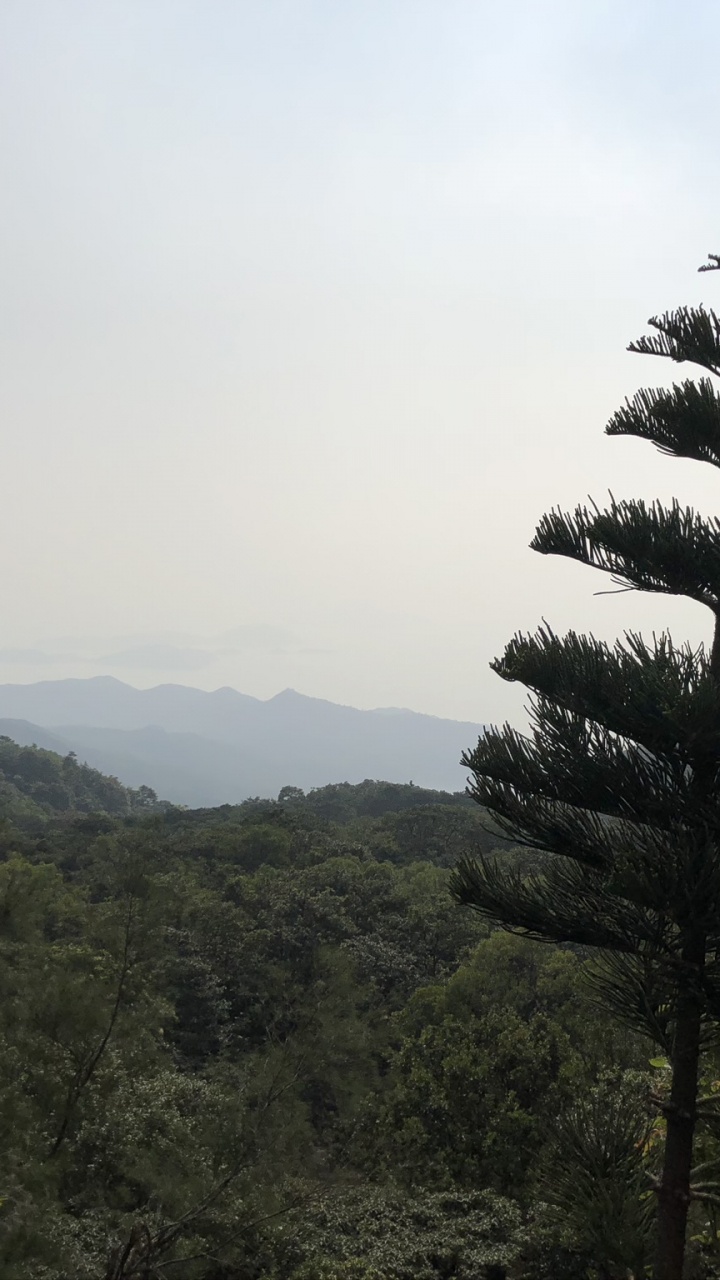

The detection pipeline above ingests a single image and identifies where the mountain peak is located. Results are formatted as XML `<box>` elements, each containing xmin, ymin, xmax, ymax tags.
<box><xmin>0</xmin><ymin>676</ymin><xmax>484</xmax><ymax>805</ymax></box>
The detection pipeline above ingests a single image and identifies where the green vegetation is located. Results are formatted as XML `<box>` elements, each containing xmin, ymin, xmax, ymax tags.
<box><xmin>0</xmin><ymin>746</ymin><xmax>663</xmax><ymax>1279</ymax></box>
<box><xmin>11</xmin><ymin>736</ymin><xmax>720</xmax><ymax>1278</ymax></box>
<box><xmin>0</xmin><ymin>736</ymin><xmax>164</xmax><ymax>824</ymax></box>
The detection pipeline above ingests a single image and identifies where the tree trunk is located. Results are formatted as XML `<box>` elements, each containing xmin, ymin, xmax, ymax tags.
<box><xmin>654</xmin><ymin>936</ymin><xmax>705</xmax><ymax>1280</ymax></box>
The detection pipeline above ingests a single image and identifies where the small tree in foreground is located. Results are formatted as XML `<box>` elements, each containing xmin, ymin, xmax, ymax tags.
<box><xmin>452</xmin><ymin>256</ymin><xmax>720</xmax><ymax>1280</ymax></box>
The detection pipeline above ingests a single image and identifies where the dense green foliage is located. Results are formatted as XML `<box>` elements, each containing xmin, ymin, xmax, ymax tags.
<box><xmin>0</xmin><ymin>736</ymin><xmax>164</xmax><ymax>823</ymax></box>
<box><xmin>2</xmin><ymin>747</ymin><xmax>716</xmax><ymax>1278</ymax></box>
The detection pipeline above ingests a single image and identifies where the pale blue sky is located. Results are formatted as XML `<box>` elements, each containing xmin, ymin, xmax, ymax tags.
<box><xmin>2</xmin><ymin>1</ymin><xmax>720</xmax><ymax>721</ymax></box>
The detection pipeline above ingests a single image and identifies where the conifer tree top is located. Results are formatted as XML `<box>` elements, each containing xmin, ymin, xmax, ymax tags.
<box><xmin>453</xmin><ymin>256</ymin><xmax>720</xmax><ymax>1279</ymax></box>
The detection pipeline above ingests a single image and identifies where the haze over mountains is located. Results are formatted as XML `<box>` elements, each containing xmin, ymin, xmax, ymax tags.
<box><xmin>0</xmin><ymin>677</ymin><xmax>483</xmax><ymax>807</ymax></box>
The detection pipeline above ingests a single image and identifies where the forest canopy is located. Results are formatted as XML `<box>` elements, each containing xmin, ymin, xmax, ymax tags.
<box><xmin>0</xmin><ymin>736</ymin><xmax>657</xmax><ymax>1280</ymax></box>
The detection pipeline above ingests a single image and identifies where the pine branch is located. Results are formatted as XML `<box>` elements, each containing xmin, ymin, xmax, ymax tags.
<box><xmin>493</xmin><ymin>626</ymin><xmax>720</xmax><ymax>762</ymax></box>
<box><xmin>450</xmin><ymin>854</ymin><xmax>666</xmax><ymax>951</ymax></box>
<box><xmin>470</xmin><ymin>700</ymin><xmax>698</xmax><ymax>829</ymax></box>
<box><xmin>628</xmin><ymin>306</ymin><xmax>720</xmax><ymax>376</ymax></box>
<box><xmin>689</xmin><ymin>1189</ymin><xmax>720</xmax><ymax>1207</ymax></box>
<box><xmin>532</xmin><ymin>496</ymin><xmax>720</xmax><ymax>610</ymax></box>
<box><xmin>461</xmin><ymin>768</ymin><xmax>621</xmax><ymax>864</ymax></box>
<box><xmin>689</xmin><ymin>1158</ymin><xmax>720</xmax><ymax>1177</ymax></box>
<box><xmin>606</xmin><ymin>379</ymin><xmax>720</xmax><ymax>469</ymax></box>
<box><xmin>587</xmin><ymin>952</ymin><xmax>674</xmax><ymax>1047</ymax></box>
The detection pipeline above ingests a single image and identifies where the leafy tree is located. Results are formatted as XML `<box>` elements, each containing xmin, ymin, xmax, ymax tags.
<box><xmin>368</xmin><ymin>1004</ymin><xmax>570</xmax><ymax>1195</ymax></box>
<box><xmin>286</xmin><ymin>1185</ymin><xmax>523</xmax><ymax>1280</ymax></box>
<box><xmin>452</xmin><ymin>256</ymin><xmax>720</xmax><ymax>1279</ymax></box>
<box><xmin>360</xmin><ymin>934</ymin><xmax>620</xmax><ymax>1197</ymax></box>
<box><xmin>376</xmin><ymin>804</ymin><xmax>495</xmax><ymax>867</ymax></box>
<box><xmin>297</xmin><ymin>780</ymin><xmax>471</xmax><ymax>823</ymax></box>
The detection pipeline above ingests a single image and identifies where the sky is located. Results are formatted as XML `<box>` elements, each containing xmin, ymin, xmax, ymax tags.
<box><xmin>2</xmin><ymin>0</ymin><xmax>720</xmax><ymax>724</ymax></box>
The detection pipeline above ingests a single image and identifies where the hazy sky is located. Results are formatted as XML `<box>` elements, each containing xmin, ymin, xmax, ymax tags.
<box><xmin>2</xmin><ymin>0</ymin><xmax>720</xmax><ymax>723</ymax></box>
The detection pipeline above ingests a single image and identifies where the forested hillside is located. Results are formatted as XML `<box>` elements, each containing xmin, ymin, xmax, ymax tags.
<box><xmin>1</xmin><ymin>735</ymin><xmax>704</xmax><ymax>1280</ymax></box>
<box><xmin>0</xmin><ymin>734</ymin><xmax>164</xmax><ymax>824</ymax></box>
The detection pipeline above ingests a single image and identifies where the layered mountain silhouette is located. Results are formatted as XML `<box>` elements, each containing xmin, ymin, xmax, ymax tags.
<box><xmin>0</xmin><ymin>678</ymin><xmax>483</xmax><ymax>806</ymax></box>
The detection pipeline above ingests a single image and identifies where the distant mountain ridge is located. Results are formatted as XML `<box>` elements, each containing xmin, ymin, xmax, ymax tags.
<box><xmin>0</xmin><ymin>678</ymin><xmax>484</xmax><ymax>806</ymax></box>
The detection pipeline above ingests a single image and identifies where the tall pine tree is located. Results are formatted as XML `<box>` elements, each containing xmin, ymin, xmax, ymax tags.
<box><xmin>452</xmin><ymin>256</ymin><xmax>720</xmax><ymax>1280</ymax></box>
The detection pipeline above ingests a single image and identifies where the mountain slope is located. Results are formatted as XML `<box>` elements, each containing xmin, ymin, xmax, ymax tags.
<box><xmin>0</xmin><ymin>726</ymin><xmax>162</xmax><ymax>820</ymax></box>
<box><xmin>0</xmin><ymin>680</ymin><xmax>484</xmax><ymax>804</ymax></box>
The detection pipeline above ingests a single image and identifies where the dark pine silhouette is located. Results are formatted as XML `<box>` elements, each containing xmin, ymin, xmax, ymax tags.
<box><xmin>452</xmin><ymin>255</ymin><xmax>720</xmax><ymax>1280</ymax></box>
